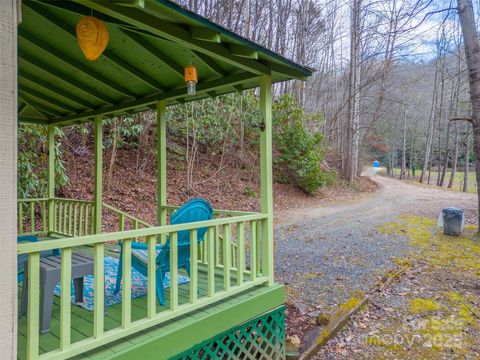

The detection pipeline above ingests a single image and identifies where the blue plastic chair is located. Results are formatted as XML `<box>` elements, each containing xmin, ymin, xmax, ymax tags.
<box><xmin>115</xmin><ymin>198</ymin><xmax>213</xmax><ymax>305</ymax></box>
<box><xmin>17</xmin><ymin>236</ymin><xmax>60</xmax><ymax>282</ymax></box>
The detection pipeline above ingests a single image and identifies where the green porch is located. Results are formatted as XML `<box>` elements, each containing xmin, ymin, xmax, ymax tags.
<box><xmin>18</xmin><ymin>243</ymin><xmax>285</xmax><ymax>360</ymax></box>
<box><xmin>16</xmin><ymin>1</ymin><xmax>311</xmax><ymax>359</ymax></box>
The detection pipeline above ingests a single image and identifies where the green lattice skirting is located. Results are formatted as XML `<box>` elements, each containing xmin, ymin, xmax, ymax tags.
<box><xmin>173</xmin><ymin>306</ymin><xmax>286</xmax><ymax>360</ymax></box>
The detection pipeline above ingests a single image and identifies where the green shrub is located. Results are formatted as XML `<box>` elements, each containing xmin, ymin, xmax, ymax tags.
<box><xmin>273</xmin><ymin>95</ymin><xmax>335</xmax><ymax>194</ymax></box>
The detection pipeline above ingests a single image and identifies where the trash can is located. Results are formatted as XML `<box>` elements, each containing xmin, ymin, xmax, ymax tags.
<box><xmin>442</xmin><ymin>207</ymin><xmax>464</xmax><ymax>236</ymax></box>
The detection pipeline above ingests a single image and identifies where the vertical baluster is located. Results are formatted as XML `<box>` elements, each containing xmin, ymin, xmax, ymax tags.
<box><xmin>237</xmin><ymin>222</ymin><xmax>245</xmax><ymax>286</ymax></box>
<box><xmin>79</xmin><ymin>204</ymin><xmax>84</xmax><ymax>237</ymax></box>
<box><xmin>73</xmin><ymin>204</ymin><xmax>78</xmax><ymax>237</ymax></box>
<box><xmin>57</xmin><ymin>203</ymin><xmax>62</xmax><ymax>234</ymax></box>
<box><xmin>26</xmin><ymin>252</ymin><xmax>40</xmax><ymax>360</ymax></box>
<box><xmin>60</xmin><ymin>248</ymin><xmax>72</xmax><ymax>350</ymax></box>
<box><xmin>250</xmin><ymin>221</ymin><xmax>257</xmax><ymax>281</ymax></box>
<box><xmin>189</xmin><ymin>229</ymin><xmax>198</xmax><ymax>304</ymax></box>
<box><xmin>30</xmin><ymin>202</ymin><xmax>35</xmax><ymax>233</ymax></box>
<box><xmin>121</xmin><ymin>239</ymin><xmax>131</xmax><ymax>328</ymax></box>
<box><xmin>53</xmin><ymin>201</ymin><xmax>58</xmax><ymax>233</ymax></box>
<box><xmin>197</xmin><ymin>238</ymin><xmax>203</xmax><ymax>262</ymax></box>
<box><xmin>256</xmin><ymin>220</ymin><xmax>261</xmax><ymax>275</ymax></box>
<box><xmin>18</xmin><ymin>203</ymin><xmax>23</xmax><ymax>235</ymax></box>
<box><xmin>133</xmin><ymin>220</ymin><xmax>138</xmax><ymax>242</ymax></box>
<box><xmin>169</xmin><ymin>232</ymin><xmax>178</xmax><ymax>310</ymax></box>
<box><xmin>214</xmin><ymin>226</ymin><xmax>219</xmax><ymax>266</ymax></box>
<box><xmin>94</xmin><ymin>243</ymin><xmax>104</xmax><ymax>338</ymax></box>
<box><xmin>203</xmin><ymin>240</ymin><xmax>208</xmax><ymax>264</ymax></box>
<box><xmin>147</xmin><ymin>235</ymin><xmax>156</xmax><ymax>318</ymax></box>
<box><xmin>63</xmin><ymin>202</ymin><xmax>67</xmax><ymax>234</ymax></box>
<box><xmin>85</xmin><ymin>204</ymin><xmax>90</xmax><ymax>236</ymax></box>
<box><xmin>42</xmin><ymin>201</ymin><xmax>47</xmax><ymax>234</ymax></box>
<box><xmin>207</xmin><ymin>227</ymin><xmax>215</xmax><ymax>297</ymax></box>
<box><xmin>119</xmin><ymin>213</ymin><xmax>125</xmax><ymax>232</ymax></box>
<box><xmin>68</xmin><ymin>203</ymin><xmax>73</xmax><ymax>236</ymax></box>
<box><xmin>223</xmin><ymin>223</ymin><xmax>231</xmax><ymax>291</ymax></box>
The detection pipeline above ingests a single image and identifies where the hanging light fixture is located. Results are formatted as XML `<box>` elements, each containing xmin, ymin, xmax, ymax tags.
<box><xmin>76</xmin><ymin>16</ymin><xmax>109</xmax><ymax>61</ymax></box>
<box><xmin>184</xmin><ymin>64</ymin><xmax>198</xmax><ymax>96</ymax></box>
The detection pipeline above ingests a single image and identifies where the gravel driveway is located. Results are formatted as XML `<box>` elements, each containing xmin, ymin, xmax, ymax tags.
<box><xmin>274</xmin><ymin>172</ymin><xmax>477</xmax><ymax>314</ymax></box>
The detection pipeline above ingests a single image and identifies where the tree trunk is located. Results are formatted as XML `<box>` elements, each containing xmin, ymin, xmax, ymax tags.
<box><xmin>400</xmin><ymin>108</ymin><xmax>407</xmax><ymax>180</ymax></box>
<box><xmin>420</xmin><ymin>62</ymin><xmax>439</xmax><ymax>183</ymax></box>
<box><xmin>345</xmin><ymin>0</ymin><xmax>362</xmax><ymax>182</ymax></box>
<box><xmin>464</xmin><ymin>132</ymin><xmax>470</xmax><ymax>192</ymax></box>
<box><xmin>448</xmin><ymin>123</ymin><xmax>459</xmax><ymax>188</ymax></box>
<box><xmin>457</xmin><ymin>0</ymin><xmax>480</xmax><ymax>229</ymax></box>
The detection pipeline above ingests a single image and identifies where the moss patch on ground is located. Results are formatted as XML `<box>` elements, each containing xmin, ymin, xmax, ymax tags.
<box><xmin>360</xmin><ymin>215</ymin><xmax>480</xmax><ymax>358</ymax></box>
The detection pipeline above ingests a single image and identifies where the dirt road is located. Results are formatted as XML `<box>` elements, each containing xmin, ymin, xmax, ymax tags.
<box><xmin>274</xmin><ymin>172</ymin><xmax>476</xmax><ymax>314</ymax></box>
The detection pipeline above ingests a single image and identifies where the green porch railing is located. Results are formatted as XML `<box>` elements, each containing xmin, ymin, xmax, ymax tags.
<box><xmin>17</xmin><ymin>198</ymin><xmax>49</xmax><ymax>236</ymax></box>
<box><xmin>17</xmin><ymin>198</ymin><xmax>96</xmax><ymax>237</ymax></box>
<box><xmin>52</xmin><ymin>198</ymin><xmax>95</xmax><ymax>237</ymax></box>
<box><xmin>17</xmin><ymin>199</ymin><xmax>241</xmax><ymax>266</ymax></box>
<box><xmin>103</xmin><ymin>203</ymin><xmax>152</xmax><ymax>232</ymax></box>
<box><xmin>17</xmin><ymin>211</ymin><xmax>268</xmax><ymax>360</ymax></box>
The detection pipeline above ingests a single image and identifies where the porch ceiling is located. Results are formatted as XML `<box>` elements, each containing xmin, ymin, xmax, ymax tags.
<box><xmin>18</xmin><ymin>0</ymin><xmax>313</xmax><ymax>126</ymax></box>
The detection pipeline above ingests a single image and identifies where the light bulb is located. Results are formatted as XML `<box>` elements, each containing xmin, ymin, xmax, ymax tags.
<box><xmin>187</xmin><ymin>81</ymin><xmax>196</xmax><ymax>96</ymax></box>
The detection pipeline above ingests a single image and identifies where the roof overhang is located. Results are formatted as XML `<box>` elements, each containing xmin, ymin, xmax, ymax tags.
<box><xmin>18</xmin><ymin>0</ymin><xmax>313</xmax><ymax>126</ymax></box>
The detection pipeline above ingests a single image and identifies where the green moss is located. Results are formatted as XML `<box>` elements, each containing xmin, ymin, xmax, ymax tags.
<box><xmin>446</xmin><ymin>291</ymin><xmax>464</xmax><ymax>303</ymax></box>
<box><xmin>315</xmin><ymin>330</ymin><xmax>331</xmax><ymax>345</ymax></box>
<box><xmin>338</xmin><ymin>296</ymin><xmax>362</xmax><ymax>313</ymax></box>
<box><xmin>409</xmin><ymin>298</ymin><xmax>441</xmax><ymax>314</ymax></box>
<box><xmin>393</xmin><ymin>258</ymin><xmax>412</xmax><ymax>267</ymax></box>
<box><xmin>458</xmin><ymin>304</ymin><xmax>475</xmax><ymax>324</ymax></box>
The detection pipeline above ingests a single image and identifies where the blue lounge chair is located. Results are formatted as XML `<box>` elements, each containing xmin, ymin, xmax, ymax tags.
<box><xmin>115</xmin><ymin>198</ymin><xmax>213</xmax><ymax>305</ymax></box>
<box><xmin>17</xmin><ymin>235</ymin><xmax>60</xmax><ymax>282</ymax></box>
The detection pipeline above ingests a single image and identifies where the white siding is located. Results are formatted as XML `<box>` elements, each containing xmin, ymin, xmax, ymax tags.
<box><xmin>0</xmin><ymin>0</ymin><xmax>17</xmax><ymax>358</ymax></box>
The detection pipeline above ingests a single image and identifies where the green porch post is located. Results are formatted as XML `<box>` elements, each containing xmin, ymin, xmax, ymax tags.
<box><xmin>259</xmin><ymin>75</ymin><xmax>274</xmax><ymax>285</ymax></box>
<box><xmin>94</xmin><ymin>115</ymin><xmax>103</xmax><ymax>234</ymax></box>
<box><xmin>157</xmin><ymin>100</ymin><xmax>167</xmax><ymax>228</ymax></box>
<box><xmin>47</xmin><ymin>124</ymin><xmax>55</xmax><ymax>234</ymax></box>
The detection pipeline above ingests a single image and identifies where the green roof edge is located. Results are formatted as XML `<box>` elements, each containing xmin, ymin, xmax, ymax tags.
<box><xmin>153</xmin><ymin>0</ymin><xmax>314</xmax><ymax>78</ymax></box>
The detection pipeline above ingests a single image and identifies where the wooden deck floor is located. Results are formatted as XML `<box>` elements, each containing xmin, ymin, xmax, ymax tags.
<box><xmin>17</xmin><ymin>244</ymin><xmax>243</xmax><ymax>360</ymax></box>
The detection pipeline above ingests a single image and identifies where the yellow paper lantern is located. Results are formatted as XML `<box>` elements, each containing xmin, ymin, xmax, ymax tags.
<box><xmin>76</xmin><ymin>16</ymin><xmax>109</xmax><ymax>61</ymax></box>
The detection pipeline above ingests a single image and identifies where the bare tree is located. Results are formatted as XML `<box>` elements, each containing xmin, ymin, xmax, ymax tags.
<box><xmin>457</xmin><ymin>0</ymin><xmax>480</xmax><ymax>228</ymax></box>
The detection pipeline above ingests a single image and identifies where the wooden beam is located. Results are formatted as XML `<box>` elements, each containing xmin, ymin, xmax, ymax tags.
<box><xmin>18</xmin><ymin>116</ymin><xmax>49</xmax><ymax>125</ymax></box>
<box><xmin>192</xmin><ymin>50</ymin><xmax>227</xmax><ymax>77</ymax></box>
<box><xmin>18</xmin><ymin>102</ymin><xmax>27</xmax><ymax>115</ymax></box>
<box><xmin>190</xmin><ymin>27</ymin><xmax>221</xmax><ymax>43</ymax></box>
<box><xmin>233</xmin><ymin>85</ymin><xmax>243</xmax><ymax>93</ymax></box>
<box><xmin>116</xmin><ymin>0</ymin><xmax>145</xmax><ymax>7</ymax></box>
<box><xmin>18</xmin><ymin>28</ymin><xmax>136</xmax><ymax>98</ymax></box>
<box><xmin>24</xmin><ymin>3</ymin><xmax>165</xmax><ymax>92</ymax></box>
<box><xmin>74</xmin><ymin>0</ymin><xmax>270</xmax><ymax>75</ymax></box>
<box><xmin>121</xmin><ymin>30</ymin><xmax>185</xmax><ymax>79</ymax></box>
<box><xmin>49</xmin><ymin>72</ymin><xmax>259</xmax><ymax>125</ymax></box>
<box><xmin>19</xmin><ymin>72</ymin><xmax>95</xmax><ymax>109</ymax></box>
<box><xmin>20</xmin><ymin>85</ymin><xmax>78</xmax><ymax>113</ymax></box>
<box><xmin>104</xmin><ymin>51</ymin><xmax>166</xmax><ymax>90</ymax></box>
<box><xmin>18</xmin><ymin>92</ymin><xmax>63</xmax><ymax>117</ymax></box>
<box><xmin>19</xmin><ymin>50</ymin><xmax>116</xmax><ymax>105</ymax></box>
<box><xmin>229</xmin><ymin>44</ymin><xmax>258</xmax><ymax>60</ymax></box>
